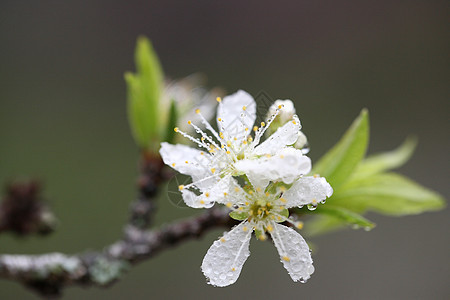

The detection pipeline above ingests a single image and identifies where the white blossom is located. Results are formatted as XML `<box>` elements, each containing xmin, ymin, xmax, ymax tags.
<box><xmin>160</xmin><ymin>90</ymin><xmax>309</xmax><ymax>208</ymax></box>
<box><xmin>201</xmin><ymin>175</ymin><xmax>333</xmax><ymax>287</ymax></box>
<box><xmin>267</xmin><ymin>99</ymin><xmax>309</xmax><ymax>153</ymax></box>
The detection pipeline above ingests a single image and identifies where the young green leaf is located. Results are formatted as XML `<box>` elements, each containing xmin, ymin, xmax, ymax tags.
<box><xmin>315</xmin><ymin>205</ymin><xmax>375</xmax><ymax>229</ymax></box>
<box><xmin>304</xmin><ymin>215</ymin><xmax>347</xmax><ymax>237</ymax></box>
<box><xmin>163</xmin><ymin>99</ymin><xmax>178</xmax><ymax>144</ymax></box>
<box><xmin>352</xmin><ymin>136</ymin><xmax>417</xmax><ymax>178</ymax></box>
<box><xmin>330</xmin><ymin>172</ymin><xmax>445</xmax><ymax>216</ymax></box>
<box><xmin>125</xmin><ymin>36</ymin><xmax>164</xmax><ymax>150</ymax></box>
<box><xmin>312</xmin><ymin>109</ymin><xmax>369</xmax><ymax>189</ymax></box>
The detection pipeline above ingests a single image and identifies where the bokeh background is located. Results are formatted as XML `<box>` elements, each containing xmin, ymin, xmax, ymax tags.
<box><xmin>0</xmin><ymin>1</ymin><xmax>448</xmax><ymax>299</ymax></box>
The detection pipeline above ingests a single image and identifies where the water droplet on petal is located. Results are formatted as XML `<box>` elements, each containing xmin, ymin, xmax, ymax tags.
<box><xmin>307</xmin><ymin>204</ymin><xmax>317</xmax><ymax>211</ymax></box>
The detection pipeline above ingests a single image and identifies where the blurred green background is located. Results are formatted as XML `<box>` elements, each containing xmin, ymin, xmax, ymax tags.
<box><xmin>0</xmin><ymin>1</ymin><xmax>448</xmax><ymax>299</ymax></box>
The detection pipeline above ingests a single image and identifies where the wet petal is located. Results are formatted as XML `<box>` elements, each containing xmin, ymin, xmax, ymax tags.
<box><xmin>160</xmin><ymin>142</ymin><xmax>212</xmax><ymax>179</ymax></box>
<box><xmin>253</xmin><ymin>115</ymin><xmax>301</xmax><ymax>155</ymax></box>
<box><xmin>217</xmin><ymin>90</ymin><xmax>256</xmax><ymax>144</ymax></box>
<box><xmin>235</xmin><ymin>148</ymin><xmax>311</xmax><ymax>187</ymax></box>
<box><xmin>201</xmin><ymin>221</ymin><xmax>253</xmax><ymax>287</ymax></box>
<box><xmin>181</xmin><ymin>175</ymin><xmax>243</xmax><ymax>208</ymax></box>
<box><xmin>270</xmin><ymin>223</ymin><xmax>314</xmax><ymax>282</ymax></box>
<box><xmin>282</xmin><ymin>176</ymin><xmax>333</xmax><ymax>208</ymax></box>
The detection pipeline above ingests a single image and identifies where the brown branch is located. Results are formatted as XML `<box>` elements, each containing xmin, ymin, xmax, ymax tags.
<box><xmin>0</xmin><ymin>153</ymin><xmax>237</xmax><ymax>297</ymax></box>
<box><xmin>0</xmin><ymin>181</ymin><xmax>57</xmax><ymax>236</ymax></box>
<box><xmin>0</xmin><ymin>207</ymin><xmax>234</xmax><ymax>297</ymax></box>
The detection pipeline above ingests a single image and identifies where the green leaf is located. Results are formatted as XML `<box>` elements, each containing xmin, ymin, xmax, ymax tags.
<box><xmin>125</xmin><ymin>36</ymin><xmax>163</xmax><ymax>150</ymax></box>
<box><xmin>304</xmin><ymin>215</ymin><xmax>347</xmax><ymax>237</ymax></box>
<box><xmin>229</xmin><ymin>210</ymin><xmax>249</xmax><ymax>221</ymax></box>
<box><xmin>353</xmin><ymin>136</ymin><xmax>417</xmax><ymax>178</ymax></box>
<box><xmin>331</xmin><ymin>172</ymin><xmax>445</xmax><ymax>216</ymax></box>
<box><xmin>312</xmin><ymin>109</ymin><xmax>369</xmax><ymax>189</ymax></box>
<box><xmin>164</xmin><ymin>99</ymin><xmax>178</xmax><ymax>144</ymax></box>
<box><xmin>316</xmin><ymin>205</ymin><xmax>375</xmax><ymax>229</ymax></box>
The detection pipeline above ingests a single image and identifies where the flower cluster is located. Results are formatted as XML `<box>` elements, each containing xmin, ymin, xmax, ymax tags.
<box><xmin>160</xmin><ymin>90</ymin><xmax>332</xmax><ymax>287</ymax></box>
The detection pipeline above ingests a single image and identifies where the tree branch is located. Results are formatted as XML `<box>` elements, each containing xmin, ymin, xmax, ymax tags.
<box><xmin>0</xmin><ymin>154</ymin><xmax>236</xmax><ymax>297</ymax></box>
<box><xmin>0</xmin><ymin>207</ymin><xmax>234</xmax><ymax>296</ymax></box>
<box><xmin>0</xmin><ymin>181</ymin><xmax>56</xmax><ymax>236</ymax></box>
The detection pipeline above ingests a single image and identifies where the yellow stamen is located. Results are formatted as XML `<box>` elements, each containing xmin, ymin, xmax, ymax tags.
<box><xmin>174</xmin><ymin>127</ymin><xmax>179</xmax><ymax>132</ymax></box>
<box><xmin>205</xmin><ymin>192</ymin><xmax>210</xmax><ymax>198</ymax></box>
<box><xmin>216</xmin><ymin>97</ymin><xmax>222</xmax><ymax>102</ymax></box>
<box><xmin>280</xmin><ymin>197</ymin><xmax>287</xmax><ymax>203</ymax></box>
<box><xmin>242</xmin><ymin>106</ymin><xmax>247</xmax><ymax>111</ymax></box>
<box><xmin>282</xmin><ymin>256</ymin><xmax>290</xmax><ymax>262</ymax></box>
<box><xmin>220</xmin><ymin>238</ymin><xmax>226</xmax><ymax>243</ymax></box>
<box><xmin>226</xmin><ymin>202</ymin><xmax>232</xmax><ymax>208</ymax></box>
<box><xmin>195</xmin><ymin>109</ymin><xmax>200</xmax><ymax>114</ymax></box>
<box><xmin>210</xmin><ymin>168</ymin><xmax>216</xmax><ymax>174</ymax></box>
<box><xmin>178</xmin><ymin>185</ymin><xmax>184</xmax><ymax>190</ymax></box>
<box><xmin>296</xmin><ymin>222</ymin><xmax>304</xmax><ymax>230</ymax></box>
<box><xmin>261</xmin><ymin>122</ymin><xmax>266</xmax><ymax>127</ymax></box>
<box><xmin>253</xmin><ymin>126</ymin><xmax>259</xmax><ymax>132</ymax></box>
<box><xmin>171</xmin><ymin>163</ymin><xmax>176</xmax><ymax>167</ymax></box>
<box><xmin>187</xmin><ymin>120</ymin><xmax>192</xmax><ymax>125</ymax></box>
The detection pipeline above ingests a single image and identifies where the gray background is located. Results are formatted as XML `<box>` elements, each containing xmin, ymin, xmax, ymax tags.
<box><xmin>0</xmin><ymin>1</ymin><xmax>448</xmax><ymax>299</ymax></box>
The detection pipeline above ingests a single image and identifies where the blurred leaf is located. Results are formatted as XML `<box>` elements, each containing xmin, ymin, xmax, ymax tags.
<box><xmin>312</xmin><ymin>109</ymin><xmax>369</xmax><ymax>189</ymax></box>
<box><xmin>164</xmin><ymin>100</ymin><xmax>178</xmax><ymax>144</ymax></box>
<box><xmin>316</xmin><ymin>205</ymin><xmax>375</xmax><ymax>228</ymax></box>
<box><xmin>352</xmin><ymin>136</ymin><xmax>417</xmax><ymax>178</ymax></box>
<box><xmin>331</xmin><ymin>173</ymin><xmax>445</xmax><ymax>216</ymax></box>
<box><xmin>304</xmin><ymin>215</ymin><xmax>347</xmax><ymax>237</ymax></box>
<box><xmin>126</xmin><ymin>36</ymin><xmax>163</xmax><ymax>150</ymax></box>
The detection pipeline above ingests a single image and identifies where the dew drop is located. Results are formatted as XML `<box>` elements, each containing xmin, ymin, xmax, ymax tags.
<box><xmin>307</xmin><ymin>204</ymin><xmax>317</xmax><ymax>211</ymax></box>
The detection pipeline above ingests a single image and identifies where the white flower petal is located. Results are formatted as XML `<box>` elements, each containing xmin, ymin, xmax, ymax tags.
<box><xmin>181</xmin><ymin>188</ymin><xmax>215</xmax><ymax>208</ymax></box>
<box><xmin>235</xmin><ymin>148</ymin><xmax>311</xmax><ymax>186</ymax></box>
<box><xmin>181</xmin><ymin>175</ymin><xmax>243</xmax><ymax>208</ymax></box>
<box><xmin>282</xmin><ymin>176</ymin><xmax>333</xmax><ymax>208</ymax></box>
<box><xmin>160</xmin><ymin>142</ymin><xmax>212</xmax><ymax>178</ymax></box>
<box><xmin>270</xmin><ymin>222</ymin><xmax>314</xmax><ymax>283</ymax></box>
<box><xmin>253</xmin><ymin>115</ymin><xmax>301</xmax><ymax>156</ymax></box>
<box><xmin>217</xmin><ymin>90</ymin><xmax>256</xmax><ymax>143</ymax></box>
<box><xmin>201</xmin><ymin>221</ymin><xmax>253</xmax><ymax>287</ymax></box>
